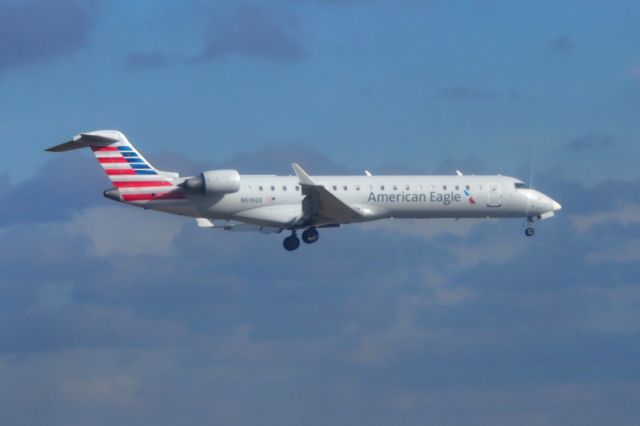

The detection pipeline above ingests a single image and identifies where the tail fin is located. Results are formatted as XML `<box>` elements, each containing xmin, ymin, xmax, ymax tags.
<box><xmin>47</xmin><ymin>130</ymin><xmax>185</xmax><ymax>202</ymax></box>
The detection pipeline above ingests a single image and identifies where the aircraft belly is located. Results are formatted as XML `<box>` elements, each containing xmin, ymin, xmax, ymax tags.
<box><xmin>230</xmin><ymin>204</ymin><xmax>302</xmax><ymax>228</ymax></box>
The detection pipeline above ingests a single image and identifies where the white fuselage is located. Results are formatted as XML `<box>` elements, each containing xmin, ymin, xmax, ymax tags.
<box><xmin>142</xmin><ymin>174</ymin><xmax>561</xmax><ymax>229</ymax></box>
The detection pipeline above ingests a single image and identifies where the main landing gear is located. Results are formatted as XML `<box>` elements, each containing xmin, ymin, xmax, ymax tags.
<box><xmin>302</xmin><ymin>227</ymin><xmax>319</xmax><ymax>244</ymax></box>
<box><xmin>282</xmin><ymin>227</ymin><xmax>319</xmax><ymax>251</ymax></box>
<box><xmin>283</xmin><ymin>232</ymin><xmax>300</xmax><ymax>251</ymax></box>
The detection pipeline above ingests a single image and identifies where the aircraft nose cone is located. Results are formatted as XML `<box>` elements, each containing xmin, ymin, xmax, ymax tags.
<box><xmin>552</xmin><ymin>200</ymin><xmax>562</xmax><ymax>211</ymax></box>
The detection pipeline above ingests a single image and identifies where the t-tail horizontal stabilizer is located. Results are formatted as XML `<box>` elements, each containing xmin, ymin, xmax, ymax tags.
<box><xmin>46</xmin><ymin>131</ymin><xmax>122</xmax><ymax>152</ymax></box>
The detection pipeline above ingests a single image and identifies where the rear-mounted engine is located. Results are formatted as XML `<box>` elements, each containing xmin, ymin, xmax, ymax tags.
<box><xmin>181</xmin><ymin>170</ymin><xmax>241</xmax><ymax>195</ymax></box>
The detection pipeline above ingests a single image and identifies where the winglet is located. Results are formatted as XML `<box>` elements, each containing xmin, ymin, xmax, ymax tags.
<box><xmin>291</xmin><ymin>163</ymin><xmax>317</xmax><ymax>186</ymax></box>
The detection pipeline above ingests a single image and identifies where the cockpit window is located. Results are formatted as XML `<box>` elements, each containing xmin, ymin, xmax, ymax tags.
<box><xmin>514</xmin><ymin>182</ymin><xmax>527</xmax><ymax>189</ymax></box>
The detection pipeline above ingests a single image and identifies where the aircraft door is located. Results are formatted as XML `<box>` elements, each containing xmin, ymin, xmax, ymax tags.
<box><xmin>487</xmin><ymin>183</ymin><xmax>502</xmax><ymax>207</ymax></box>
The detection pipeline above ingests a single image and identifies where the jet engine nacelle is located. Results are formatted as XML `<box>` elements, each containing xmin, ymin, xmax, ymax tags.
<box><xmin>183</xmin><ymin>169</ymin><xmax>241</xmax><ymax>195</ymax></box>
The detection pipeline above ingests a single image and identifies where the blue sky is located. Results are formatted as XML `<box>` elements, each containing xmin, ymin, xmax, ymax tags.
<box><xmin>2</xmin><ymin>1</ymin><xmax>640</xmax><ymax>425</ymax></box>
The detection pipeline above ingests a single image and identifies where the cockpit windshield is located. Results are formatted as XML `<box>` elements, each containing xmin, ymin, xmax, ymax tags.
<box><xmin>514</xmin><ymin>182</ymin><xmax>527</xmax><ymax>189</ymax></box>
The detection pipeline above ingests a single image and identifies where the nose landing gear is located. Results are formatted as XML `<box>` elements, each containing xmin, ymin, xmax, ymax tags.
<box><xmin>524</xmin><ymin>216</ymin><xmax>536</xmax><ymax>237</ymax></box>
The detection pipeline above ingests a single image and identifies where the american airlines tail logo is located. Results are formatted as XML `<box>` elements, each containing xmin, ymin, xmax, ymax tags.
<box><xmin>464</xmin><ymin>189</ymin><xmax>476</xmax><ymax>204</ymax></box>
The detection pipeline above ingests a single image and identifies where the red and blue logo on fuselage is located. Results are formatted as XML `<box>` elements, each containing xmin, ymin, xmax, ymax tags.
<box><xmin>464</xmin><ymin>189</ymin><xmax>476</xmax><ymax>204</ymax></box>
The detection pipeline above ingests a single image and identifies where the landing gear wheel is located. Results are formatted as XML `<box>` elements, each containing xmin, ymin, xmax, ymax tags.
<box><xmin>525</xmin><ymin>227</ymin><xmax>535</xmax><ymax>237</ymax></box>
<box><xmin>283</xmin><ymin>234</ymin><xmax>300</xmax><ymax>251</ymax></box>
<box><xmin>302</xmin><ymin>227</ymin><xmax>319</xmax><ymax>244</ymax></box>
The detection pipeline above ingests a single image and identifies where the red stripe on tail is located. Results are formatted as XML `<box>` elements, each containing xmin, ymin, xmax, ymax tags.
<box><xmin>98</xmin><ymin>157</ymin><xmax>128</xmax><ymax>164</ymax></box>
<box><xmin>122</xmin><ymin>192</ymin><xmax>186</xmax><ymax>201</ymax></box>
<box><xmin>91</xmin><ymin>146</ymin><xmax>120</xmax><ymax>152</ymax></box>
<box><xmin>113</xmin><ymin>181</ymin><xmax>174</xmax><ymax>188</ymax></box>
<box><xmin>106</xmin><ymin>169</ymin><xmax>137</xmax><ymax>175</ymax></box>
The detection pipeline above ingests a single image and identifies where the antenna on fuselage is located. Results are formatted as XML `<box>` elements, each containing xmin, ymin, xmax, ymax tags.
<box><xmin>364</xmin><ymin>170</ymin><xmax>372</xmax><ymax>176</ymax></box>
<box><xmin>456</xmin><ymin>170</ymin><xmax>463</xmax><ymax>176</ymax></box>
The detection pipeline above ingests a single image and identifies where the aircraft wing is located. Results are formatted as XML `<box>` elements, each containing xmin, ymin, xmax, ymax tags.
<box><xmin>292</xmin><ymin>163</ymin><xmax>362</xmax><ymax>226</ymax></box>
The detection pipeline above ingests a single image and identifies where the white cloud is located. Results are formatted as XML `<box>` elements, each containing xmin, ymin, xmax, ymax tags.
<box><xmin>36</xmin><ymin>281</ymin><xmax>74</xmax><ymax>309</ymax></box>
<box><xmin>421</xmin><ymin>267</ymin><xmax>475</xmax><ymax>306</ymax></box>
<box><xmin>359</xmin><ymin>218</ymin><xmax>483</xmax><ymax>239</ymax></box>
<box><xmin>447</xmin><ymin>238</ymin><xmax>526</xmax><ymax>269</ymax></box>
<box><xmin>65</xmin><ymin>206</ymin><xmax>186</xmax><ymax>257</ymax></box>
<box><xmin>62</xmin><ymin>375</ymin><xmax>140</xmax><ymax>404</ymax></box>
<box><xmin>571</xmin><ymin>205</ymin><xmax>640</xmax><ymax>233</ymax></box>
<box><xmin>581</xmin><ymin>284</ymin><xmax>640</xmax><ymax>333</ymax></box>
<box><xmin>344</xmin><ymin>293</ymin><xmax>435</xmax><ymax>366</ymax></box>
<box><xmin>587</xmin><ymin>240</ymin><xmax>640</xmax><ymax>264</ymax></box>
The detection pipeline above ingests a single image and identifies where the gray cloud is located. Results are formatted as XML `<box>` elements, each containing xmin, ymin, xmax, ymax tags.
<box><xmin>565</xmin><ymin>132</ymin><xmax>616</xmax><ymax>153</ymax></box>
<box><xmin>0</xmin><ymin>151</ymin><xmax>105</xmax><ymax>226</ymax></box>
<box><xmin>3</xmin><ymin>151</ymin><xmax>640</xmax><ymax>424</ymax></box>
<box><xmin>0</xmin><ymin>0</ymin><xmax>97</xmax><ymax>70</ymax></box>
<box><xmin>546</xmin><ymin>35</ymin><xmax>576</xmax><ymax>54</ymax></box>
<box><xmin>195</xmin><ymin>5</ymin><xmax>304</xmax><ymax>63</ymax></box>
<box><xmin>123</xmin><ymin>51</ymin><xmax>170</xmax><ymax>70</ymax></box>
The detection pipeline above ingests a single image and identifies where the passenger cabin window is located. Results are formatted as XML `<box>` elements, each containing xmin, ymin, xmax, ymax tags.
<box><xmin>405</xmin><ymin>185</ymin><xmax>410</xmax><ymax>191</ymax></box>
<box><xmin>380</xmin><ymin>185</ymin><xmax>385</xmax><ymax>191</ymax></box>
<box><xmin>356</xmin><ymin>185</ymin><xmax>360</xmax><ymax>191</ymax></box>
<box><xmin>514</xmin><ymin>182</ymin><xmax>527</xmax><ymax>189</ymax></box>
<box><xmin>443</xmin><ymin>185</ymin><xmax>447</xmax><ymax>190</ymax></box>
<box><xmin>270</xmin><ymin>186</ymin><xmax>275</xmax><ymax>191</ymax></box>
<box><xmin>465</xmin><ymin>185</ymin><xmax>470</xmax><ymax>190</ymax></box>
<box><xmin>343</xmin><ymin>185</ymin><xmax>348</xmax><ymax>191</ymax></box>
<box><xmin>455</xmin><ymin>185</ymin><xmax>459</xmax><ymax>190</ymax></box>
<box><xmin>332</xmin><ymin>185</ymin><xmax>337</xmax><ymax>191</ymax></box>
<box><xmin>392</xmin><ymin>185</ymin><xmax>398</xmax><ymax>191</ymax></box>
<box><xmin>282</xmin><ymin>186</ymin><xmax>287</xmax><ymax>191</ymax></box>
<box><xmin>259</xmin><ymin>186</ymin><xmax>264</xmax><ymax>191</ymax></box>
<box><xmin>295</xmin><ymin>186</ymin><xmax>300</xmax><ymax>191</ymax></box>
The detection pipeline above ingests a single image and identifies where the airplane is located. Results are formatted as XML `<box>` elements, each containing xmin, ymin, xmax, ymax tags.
<box><xmin>47</xmin><ymin>130</ymin><xmax>562</xmax><ymax>251</ymax></box>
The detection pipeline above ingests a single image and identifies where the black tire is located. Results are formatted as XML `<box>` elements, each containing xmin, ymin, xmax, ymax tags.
<box><xmin>283</xmin><ymin>235</ymin><xmax>300</xmax><ymax>251</ymax></box>
<box><xmin>302</xmin><ymin>227</ymin><xmax>319</xmax><ymax>244</ymax></box>
<box><xmin>525</xmin><ymin>227</ymin><xmax>535</xmax><ymax>237</ymax></box>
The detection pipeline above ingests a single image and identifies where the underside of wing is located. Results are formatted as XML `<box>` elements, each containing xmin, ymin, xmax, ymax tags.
<box><xmin>292</xmin><ymin>163</ymin><xmax>362</xmax><ymax>226</ymax></box>
<box><xmin>195</xmin><ymin>218</ymin><xmax>282</xmax><ymax>233</ymax></box>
